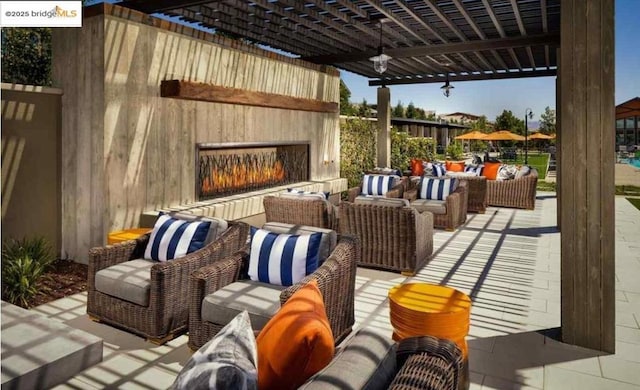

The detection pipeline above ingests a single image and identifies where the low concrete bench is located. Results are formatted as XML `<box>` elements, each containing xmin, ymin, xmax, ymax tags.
<box><xmin>1</xmin><ymin>302</ymin><xmax>103</xmax><ymax>390</ymax></box>
<box><xmin>140</xmin><ymin>178</ymin><xmax>347</xmax><ymax>227</ymax></box>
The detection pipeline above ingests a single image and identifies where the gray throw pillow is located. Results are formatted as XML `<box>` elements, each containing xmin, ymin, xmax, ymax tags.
<box><xmin>172</xmin><ymin>311</ymin><xmax>257</xmax><ymax>390</ymax></box>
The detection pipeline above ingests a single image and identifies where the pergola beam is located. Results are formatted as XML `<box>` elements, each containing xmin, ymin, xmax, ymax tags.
<box><xmin>368</xmin><ymin>68</ymin><xmax>557</xmax><ymax>86</ymax></box>
<box><xmin>302</xmin><ymin>34</ymin><xmax>559</xmax><ymax>64</ymax></box>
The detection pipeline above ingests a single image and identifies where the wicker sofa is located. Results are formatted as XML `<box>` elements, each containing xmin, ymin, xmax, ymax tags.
<box><xmin>299</xmin><ymin>327</ymin><xmax>466</xmax><ymax>390</ymax></box>
<box><xmin>87</xmin><ymin>221</ymin><xmax>249</xmax><ymax>344</ymax></box>
<box><xmin>339</xmin><ymin>198</ymin><xmax>433</xmax><ymax>275</ymax></box>
<box><xmin>486</xmin><ymin>168</ymin><xmax>538</xmax><ymax>209</ymax></box>
<box><xmin>187</xmin><ymin>233</ymin><xmax>359</xmax><ymax>350</ymax></box>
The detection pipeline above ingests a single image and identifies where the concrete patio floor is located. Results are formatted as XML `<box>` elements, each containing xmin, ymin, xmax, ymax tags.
<box><xmin>34</xmin><ymin>192</ymin><xmax>640</xmax><ymax>389</ymax></box>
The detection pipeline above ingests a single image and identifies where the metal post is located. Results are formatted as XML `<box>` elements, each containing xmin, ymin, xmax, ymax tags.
<box><xmin>525</xmin><ymin>108</ymin><xmax>533</xmax><ymax>165</ymax></box>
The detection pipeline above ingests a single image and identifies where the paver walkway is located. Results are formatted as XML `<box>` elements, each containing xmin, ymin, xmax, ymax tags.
<box><xmin>35</xmin><ymin>193</ymin><xmax>640</xmax><ymax>389</ymax></box>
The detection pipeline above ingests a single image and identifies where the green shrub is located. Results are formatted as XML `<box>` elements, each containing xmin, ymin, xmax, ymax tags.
<box><xmin>340</xmin><ymin>118</ymin><xmax>376</xmax><ymax>188</ymax></box>
<box><xmin>446</xmin><ymin>143</ymin><xmax>464</xmax><ymax>160</ymax></box>
<box><xmin>2</xmin><ymin>237</ymin><xmax>54</xmax><ymax>308</ymax></box>
<box><xmin>390</xmin><ymin>128</ymin><xmax>436</xmax><ymax>170</ymax></box>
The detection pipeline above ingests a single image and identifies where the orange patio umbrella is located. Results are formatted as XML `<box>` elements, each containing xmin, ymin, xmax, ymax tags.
<box><xmin>454</xmin><ymin>130</ymin><xmax>487</xmax><ymax>140</ymax></box>
<box><xmin>529</xmin><ymin>132</ymin><xmax>555</xmax><ymax>140</ymax></box>
<box><xmin>482</xmin><ymin>130</ymin><xmax>525</xmax><ymax>141</ymax></box>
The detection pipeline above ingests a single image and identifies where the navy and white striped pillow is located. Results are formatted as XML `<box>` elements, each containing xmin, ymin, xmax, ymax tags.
<box><xmin>361</xmin><ymin>174</ymin><xmax>399</xmax><ymax>196</ymax></box>
<box><xmin>144</xmin><ymin>215</ymin><xmax>211</xmax><ymax>261</ymax></box>
<box><xmin>287</xmin><ymin>188</ymin><xmax>329</xmax><ymax>199</ymax></box>
<box><xmin>248</xmin><ymin>227</ymin><xmax>322</xmax><ymax>286</ymax></box>
<box><xmin>464</xmin><ymin>165</ymin><xmax>484</xmax><ymax>176</ymax></box>
<box><xmin>418</xmin><ymin>178</ymin><xmax>458</xmax><ymax>200</ymax></box>
<box><xmin>432</xmin><ymin>164</ymin><xmax>447</xmax><ymax>177</ymax></box>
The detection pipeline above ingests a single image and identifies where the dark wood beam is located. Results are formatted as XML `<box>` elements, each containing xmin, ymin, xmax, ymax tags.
<box><xmin>482</xmin><ymin>0</ymin><xmax>522</xmax><ymax>70</ymax></box>
<box><xmin>302</xmin><ymin>34</ymin><xmax>559</xmax><ymax>64</ymax></box>
<box><xmin>160</xmin><ymin>80</ymin><xmax>339</xmax><ymax>113</ymax></box>
<box><xmin>368</xmin><ymin>68</ymin><xmax>557</xmax><ymax>86</ymax></box>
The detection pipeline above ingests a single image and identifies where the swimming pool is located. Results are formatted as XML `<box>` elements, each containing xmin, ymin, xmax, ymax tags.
<box><xmin>629</xmin><ymin>158</ymin><xmax>640</xmax><ymax>168</ymax></box>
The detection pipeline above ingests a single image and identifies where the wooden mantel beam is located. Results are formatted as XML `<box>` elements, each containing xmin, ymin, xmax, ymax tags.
<box><xmin>160</xmin><ymin>80</ymin><xmax>339</xmax><ymax>113</ymax></box>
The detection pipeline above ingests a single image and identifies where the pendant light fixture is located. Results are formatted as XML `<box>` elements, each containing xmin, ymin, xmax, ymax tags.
<box><xmin>369</xmin><ymin>21</ymin><xmax>391</xmax><ymax>74</ymax></box>
<box><xmin>441</xmin><ymin>73</ymin><xmax>454</xmax><ymax>97</ymax></box>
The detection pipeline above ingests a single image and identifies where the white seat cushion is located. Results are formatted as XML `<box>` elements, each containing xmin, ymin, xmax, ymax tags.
<box><xmin>95</xmin><ymin>259</ymin><xmax>154</xmax><ymax>306</ymax></box>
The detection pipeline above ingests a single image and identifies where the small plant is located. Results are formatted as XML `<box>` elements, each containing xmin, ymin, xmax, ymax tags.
<box><xmin>446</xmin><ymin>143</ymin><xmax>464</xmax><ymax>160</ymax></box>
<box><xmin>2</xmin><ymin>237</ymin><xmax>54</xmax><ymax>308</ymax></box>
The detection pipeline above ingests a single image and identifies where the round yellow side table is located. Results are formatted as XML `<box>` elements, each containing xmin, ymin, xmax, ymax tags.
<box><xmin>107</xmin><ymin>228</ymin><xmax>151</xmax><ymax>245</ymax></box>
<box><xmin>388</xmin><ymin>283</ymin><xmax>471</xmax><ymax>359</ymax></box>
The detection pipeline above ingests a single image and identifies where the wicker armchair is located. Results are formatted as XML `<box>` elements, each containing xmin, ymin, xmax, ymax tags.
<box><xmin>347</xmin><ymin>176</ymin><xmax>407</xmax><ymax>202</ymax></box>
<box><xmin>404</xmin><ymin>180</ymin><xmax>468</xmax><ymax>231</ymax></box>
<box><xmin>339</xmin><ymin>199</ymin><xmax>433</xmax><ymax>275</ymax></box>
<box><xmin>87</xmin><ymin>221</ymin><xmax>249</xmax><ymax>344</ymax></box>
<box><xmin>300</xmin><ymin>330</ymin><xmax>466</xmax><ymax>390</ymax></box>
<box><xmin>486</xmin><ymin>168</ymin><xmax>538</xmax><ymax>209</ymax></box>
<box><xmin>187</xmin><ymin>234</ymin><xmax>359</xmax><ymax>350</ymax></box>
<box><xmin>263</xmin><ymin>194</ymin><xmax>337</xmax><ymax>230</ymax></box>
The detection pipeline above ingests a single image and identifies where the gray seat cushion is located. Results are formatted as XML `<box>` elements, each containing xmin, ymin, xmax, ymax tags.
<box><xmin>201</xmin><ymin>280</ymin><xmax>285</xmax><ymax>330</ymax></box>
<box><xmin>411</xmin><ymin>199</ymin><xmax>447</xmax><ymax>215</ymax></box>
<box><xmin>300</xmin><ymin>327</ymin><xmax>397</xmax><ymax>390</ymax></box>
<box><xmin>262</xmin><ymin>222</ymin><xmax>337</xmax><ymax>264</ymax></box>
<box><xmin>94</xmin><ymin>259</ymin><xmax>154</xmax><ymax>306</ymax></box>
<box><xmin>354</xmin><ymin>196</ymin><xmax>410</xmax><ymax>208</ymax></box>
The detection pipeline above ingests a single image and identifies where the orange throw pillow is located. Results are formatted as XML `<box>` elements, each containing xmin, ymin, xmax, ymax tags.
<box><xmin>410</xmin><ymin>158</ymin><xmax>424</xmax><ymax>176</ymax></box>
<box><xmin>483</xmin><ymin>162</ymin><xmax>502</xmax><ymax>180</ymax></box>
<box><xmin>445</xmin><ymin>161</ymin><xmax>465</xmax><ymax>172</ymax></box>
<box><xmin>256</xmin><ymin>280</ymin><xmax>334</xmax><ymax>390</ymax></box>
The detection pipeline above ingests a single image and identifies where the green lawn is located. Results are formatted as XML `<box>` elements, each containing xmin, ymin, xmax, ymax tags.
<box><xmin>499</xmin><ymin>153</ymin><xmax>549</xmax><ymax>179</ymax></box>
<box><xmin>628</xmin><ymin>198</ymin><xmax>640</xmax><ymax>211</ymax></box>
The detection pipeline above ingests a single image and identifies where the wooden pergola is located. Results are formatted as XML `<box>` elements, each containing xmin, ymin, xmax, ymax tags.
<box><xmin>119</xmin><ymin>0</ymin><xmax>615</xmax><ymax>353</ymax></box>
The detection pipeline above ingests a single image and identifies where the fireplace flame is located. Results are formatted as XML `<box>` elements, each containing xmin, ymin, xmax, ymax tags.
<box><xmin>201</xmin><ymin>160</ymin><xmax>285</xmax><ymax>195</ymax></box>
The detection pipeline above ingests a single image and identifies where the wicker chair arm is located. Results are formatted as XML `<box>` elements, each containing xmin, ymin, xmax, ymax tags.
<box><xmin>385</xmin><ymin>185</ymin><xmax>403</xmax><ymax>199</ymax></box>
<box><xmin>389</xmin><ymin>336</ymin><xmax>465</xmax><ymax>390</ymax></box>
<box><xmin>404</xmin><ymin>189</ymin><xmax>418</xmax><ymax>201</ymax></box>
<box><xmin>189</xmin><ymin>251</ymin><xmax>247</xmax><ymax>296</ymax></box>
<box><xmin>88</xmin><ymin>234</ymin><xmax>150</xmax><ymax>289</ymax></box>
<box><xmin>347</xmin><ymin>186</ymin><xmax>361</xmax><ymax>203</ymax></box>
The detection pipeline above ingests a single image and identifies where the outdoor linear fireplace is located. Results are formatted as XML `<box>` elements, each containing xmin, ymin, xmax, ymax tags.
<box><xmin>196</xmin><ymin>142</ymin><xmax>310</xmax><ymax>200</ymax></box>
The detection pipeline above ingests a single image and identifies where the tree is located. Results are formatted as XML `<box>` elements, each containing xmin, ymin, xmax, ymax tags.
<box><xmin>494</xmin><ymin>110</ymin><xmax>525</xmax><ymax>134</ymax></box>
<box><xmin>1</xmin><ymin>28</ymin><xmax>52</xmax><ymax>86</ymax></box>
<box><xmin>392</xmin><ymin>101</ymin><xmax>405</xmax><ymax>118</ymax></box>
<box><xmin>339</xmin><ymin>79</ymin><xmax>356</xmax><ymax>115</ymax></box>
<box><xmin>470</xmin><ymin>115</ymin><xmax>490</xmax><ymax>132</ymax></box>
<box><xmin>405</xmin><ymin>102</ymin><xmax>417</xmax><ymax>119</ymax></box>
<box><xmin>539</xmin><ymin>106</ymin><xmax>556</xmax><ymax>134</ymax></box>
<box><xmin>415</xmin><ymin>108</ymin><xmax>427</xmax><ymax>120</ymax></box>
<box><xmin>426</xmin><ymin>111</ymin><xmax>437</xmax><ymax>121</ymax></box>
<box><xmin>357</xmin><ymin>98</ymin><xmax>372</xmax><ymax>117</ymax></box>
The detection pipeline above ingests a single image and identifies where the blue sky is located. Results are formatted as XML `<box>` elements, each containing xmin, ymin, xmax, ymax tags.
<box><xmin>341</xmin><ymin>0</ymin><xmax>640</xmax><ymax>122</ymax></box>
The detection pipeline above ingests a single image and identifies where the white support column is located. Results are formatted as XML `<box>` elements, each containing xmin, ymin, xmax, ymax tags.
<box><xmin>377</xmin><ymin>87</ymin><xmax>391</xmax><ymax>167</ymax></box>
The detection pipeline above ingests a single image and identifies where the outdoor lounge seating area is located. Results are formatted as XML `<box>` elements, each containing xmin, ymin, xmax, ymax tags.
<box><xmin>1</xmin><ymin>0</ymin><xmax>630</xmax><ymax>387</ymax></box>
<box><xmin>16</xmin><ymin>195</ymin><xmax>640</xmax><ymax>389</ymax></box>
